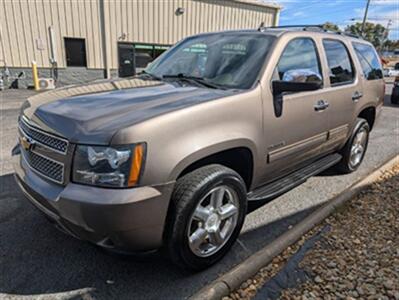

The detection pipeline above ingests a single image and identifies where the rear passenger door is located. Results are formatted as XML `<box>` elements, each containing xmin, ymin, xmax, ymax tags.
<box><xmin>352</xmin><ymin>42</ymin><xmax>384</xmax><ymax>112</ymax></box>
<box><xmin>320</xmin><ymin>39</ymin><xmax>361</xmax><ymax>152</ymax></box>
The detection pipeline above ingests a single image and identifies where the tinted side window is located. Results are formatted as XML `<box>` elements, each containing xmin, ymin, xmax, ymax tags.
<box><xmin>275</xmin><ymin>38</ymin><xmax>322</xmax><ymax>81</ymax></box>
<box><xmin>353</xmin><ymin>42</ymin><xmax>383</xmax><ymax>80</ymax></box>
<box><xmin>323</xmin><ymin>40</ymin><xmax>354</xmax><ymax>85</ymax></box>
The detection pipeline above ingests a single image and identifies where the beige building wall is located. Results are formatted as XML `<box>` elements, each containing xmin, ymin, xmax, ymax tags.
<box><xmin>0</xmin><ymin>0</ymin><xmax>280</xmax><ymax>70</ymax></box>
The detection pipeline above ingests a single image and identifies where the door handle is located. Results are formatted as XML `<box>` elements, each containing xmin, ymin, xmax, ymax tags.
<box><xmin>352</xmin><ymin>91</ymin><xmax>363</xmax><ymax>102</ymax></box>
<box><xmin>314</xmin><ymin>100</ymin><xmax>329</xmax><ymax>112</ymax></box>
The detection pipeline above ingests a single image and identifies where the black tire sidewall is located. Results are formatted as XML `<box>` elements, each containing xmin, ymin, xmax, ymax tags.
<box><xmin>168</xmin><ymin>168</ymin><xmax>247</xmax><ymax>270</ymax></box>
<box><xmin>391</xmin><ymin>87</ymin><xmax>399</xmax><ymax>104</ymax></box>
<box><xmin>342</xmin><ymin>120</ymin><xmax>370</xmax><ymax>172</ymax></box>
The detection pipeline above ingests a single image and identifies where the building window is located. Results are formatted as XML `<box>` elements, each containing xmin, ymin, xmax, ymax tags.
<box><xmin>134</xmin><ymin>44</ymin><xmax>170</xmax><ymax>69</ymax></box>
<box><xmin>65</xmin><ymin>38</ymin><xmax>87</xmax><ymax>67</ymax></box>
<box><xmin>117</xmin><ymin>43</ymin><xmax>170</xmax><ymax>77</ymax></box>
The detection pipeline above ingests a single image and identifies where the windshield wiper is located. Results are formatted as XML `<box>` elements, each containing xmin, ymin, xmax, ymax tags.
<box><xmin>138</xmin><ymin>70</ymin><xmax>162</xmax><ymax>81</ymax></box>
<box><xmin>162</xmin><ymin>73</ymin><xmax>225</xmax><ymax>90</ymax></box>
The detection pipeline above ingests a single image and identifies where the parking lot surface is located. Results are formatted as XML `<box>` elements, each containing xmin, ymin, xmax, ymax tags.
<box><xmin>0</xmin><ymin>86</ymin><xmax>398</xmax><ymax>300</ymax></box>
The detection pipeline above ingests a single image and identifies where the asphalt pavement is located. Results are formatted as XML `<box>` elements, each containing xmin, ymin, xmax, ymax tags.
<box><xmin>0</xmin><ymin>85</ymin><xmax>398</xmax><ymax>300</ymax></box>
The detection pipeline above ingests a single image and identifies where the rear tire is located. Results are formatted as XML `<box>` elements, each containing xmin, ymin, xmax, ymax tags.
<box><xmin>336</xmin><ymin>118</ymin><xmax>370</xmax><ymax>174</ymax></box>
<box><xmin>165</xmin><ymin>164</ymin><xmax>247</xmax><ymax>271</ymax></box>
<box><xmin>391</xmin><ymin>86</ymin><xmax>399</xmax><ymax>105</ymax></box>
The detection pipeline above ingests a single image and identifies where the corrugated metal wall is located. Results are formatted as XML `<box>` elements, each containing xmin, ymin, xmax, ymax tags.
<box><xmin>0</xmin><ymin>0</ymin><xmax>104</xmax><ymax>69</ymax></box>
<box><xmin>0</xmin><ymin>0</ymin><xmax>279</xmax><ymax>69</ymax></box>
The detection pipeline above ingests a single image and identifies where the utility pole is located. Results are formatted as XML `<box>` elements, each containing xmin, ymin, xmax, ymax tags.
<box><xmin>382</xmin><ymin>19</ymin><xmax>393</xmax><ymax>53</ymax></box>
<box><xmin>361</xmin><ymin>0</ymin><xmax>371</xmax><ymax>36</ymax></box>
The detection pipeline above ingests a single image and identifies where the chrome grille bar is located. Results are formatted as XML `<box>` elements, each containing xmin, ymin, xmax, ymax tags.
<box><xmin>20</xmin><ymin>116</ymin><xmax>68</xmax><ymax>154</ymax></box>
<box><xmin>21</xmin><ymin>149</ymin><xmax>65</xmax><ymax>184</ymax></box>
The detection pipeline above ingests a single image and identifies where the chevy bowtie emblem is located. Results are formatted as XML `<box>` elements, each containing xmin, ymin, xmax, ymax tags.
<box><xmin>20</xmin><ymin>136</ymin><xmax>35</xmax><ymax>151</ymax></box>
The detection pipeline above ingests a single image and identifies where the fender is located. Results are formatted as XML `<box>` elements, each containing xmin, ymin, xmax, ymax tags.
<box><xmin>168</xmin><ymin>138</ymin><xmax>258</xmax><ymax>182</ymax></box>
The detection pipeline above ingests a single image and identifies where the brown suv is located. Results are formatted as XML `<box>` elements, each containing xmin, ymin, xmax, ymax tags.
<box><xmin>13</xmin><ymin>26</ymin><xmax>384</xmax><ymax>270</ymax></box>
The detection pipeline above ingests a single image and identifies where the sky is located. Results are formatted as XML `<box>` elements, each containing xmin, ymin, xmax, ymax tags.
<box><xmin>268</xmin><ymin>0</ymin><xmax>399</xmax><ymax>40</ymax></box>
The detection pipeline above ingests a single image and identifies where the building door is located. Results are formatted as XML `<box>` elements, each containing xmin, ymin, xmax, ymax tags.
<box><xmin>118</xmin><ymin>43</ymin><xmax>135</xmax><ymax>77</ymax></box>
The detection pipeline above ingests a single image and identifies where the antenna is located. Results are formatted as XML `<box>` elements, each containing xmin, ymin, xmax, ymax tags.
<box><xmin>258</xmin><ymin>22</ymin><xmax>265</xmax><ymax>31</ymax></box>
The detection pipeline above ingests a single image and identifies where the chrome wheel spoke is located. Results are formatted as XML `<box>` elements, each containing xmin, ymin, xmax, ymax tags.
<box><xmin>210</xmin><ymin>187</ymin><xmax>225</xmax><ymax>209</ymax></box>
<box><xmin>189</xmin><ymin>228</ymin><xmax>208</xmax><ymax>250</ymax></box>
<box><xmin>357</xmin><ymin>131</ymin><xmax>367</xmax><ymax>144</ymax></box>
<box><xmin>187</xmin><ymin>185</ymin><xmax>240</xmax><ymax>257</ymax></box>
<box><xmin>354</xmin><ymin>133</ymin><xmax>362</xmax><ymax>145</ymax></box>
<box><xmin>350</xmin><ymin>128</ymin><xmax>367</xmax><ymax>166</ymax></box>
<box><xmin>218</xmin><ymin>203</ymin><xmax>238</xmax><ymax>220</ymax></box>
<box><xmin>193</xmin><ymin>205</ymin><xmax>211</xmax><ymax>222</ymax></box>
<box><xmin>209</xmin><ymin>228</ymin><xmax>224</xmax><ymax>246</ymax></box>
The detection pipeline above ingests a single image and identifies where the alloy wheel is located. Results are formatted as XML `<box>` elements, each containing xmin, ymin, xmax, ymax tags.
<box><xmin>350</xmin><ymin>127</ymin><xmax>368</xmax><ymax>167</ymax></box>
<box><xmin>187</xmin><ymin>185</ymin><xmax>239</xmax><ymax>257</ymax></box>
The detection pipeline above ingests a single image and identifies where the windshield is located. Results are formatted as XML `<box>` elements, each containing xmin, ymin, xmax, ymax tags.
<box><xmin>145</xmin><ymin>32</ymin><xmax>275</xmax><ymax>89</ymax></box>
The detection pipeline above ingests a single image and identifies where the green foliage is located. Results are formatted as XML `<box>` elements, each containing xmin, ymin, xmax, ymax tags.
<box><xmin>383</xmin><ymin>39</ymin><xmax>399</xmax><ymax>51</ymax></box>
<box><xmin>322</xmin><ymin>22</ymin><xmax>339</xmax><ymax>32</ymax></box>
<box><xmin>345</xmin><ymin>22</ymin><xmax>387</xmax><ymax>49</ymax></box>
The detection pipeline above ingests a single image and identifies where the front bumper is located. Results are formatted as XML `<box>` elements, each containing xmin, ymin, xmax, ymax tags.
<box><xmin>13</xmin><ymin>152</ymin><xmax>174</xmax><ymax>252</ymax></box>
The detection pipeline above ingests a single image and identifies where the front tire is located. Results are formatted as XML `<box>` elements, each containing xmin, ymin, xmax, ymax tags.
<box><xmin>165</xmin><ymin>164</ymin><xmax>247</xmax><ymax>270</ymax></box>
<box><xmin>336</xmin><ymin>118</ymin><xmax>370</xmax><ymax>174</ymax></box>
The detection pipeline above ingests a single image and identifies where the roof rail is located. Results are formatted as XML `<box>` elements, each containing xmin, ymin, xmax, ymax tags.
<box><xmin>267</xmin><ymin>24</ymin><xmax>325</xmax><ymax>31</ymax></box>
<box><xmin>260</xmin><ymin>24</ymin><xmax>362</xmax><ymax>39</ymax></box>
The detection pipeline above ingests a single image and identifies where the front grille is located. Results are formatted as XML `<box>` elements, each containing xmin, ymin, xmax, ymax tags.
<box><xmin>19</xmin><ymin>117</ymin><xmax>68</xmax><ymax>154</ymax></box>
<box><xmin>22</xmin><ymin>149</ymin><xmax>64</xmax><ymax>184</ymax></box>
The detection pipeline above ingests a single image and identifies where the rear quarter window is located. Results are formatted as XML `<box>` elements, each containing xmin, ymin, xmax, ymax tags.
<box><xmin>323</xmin><ymin>39</ymin><xmax>355</xmax><ymax>86</ymax></box>
<box><xmin>352</xmin><ymin>42</ymin><xmax>383</xmax><ymax>80</ymax></box>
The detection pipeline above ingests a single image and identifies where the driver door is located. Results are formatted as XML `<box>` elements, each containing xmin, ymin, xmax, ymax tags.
<box><xmin>262</xmin><ymin>37</ymin><xmax>330</xmax><ymax>182</ymax></box>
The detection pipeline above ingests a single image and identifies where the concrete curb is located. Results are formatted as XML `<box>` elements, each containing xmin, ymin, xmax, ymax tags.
<box><xmin>190</xmin><ymin>155</ymin><xmax>399</xmax><ymax>300</ymax></box>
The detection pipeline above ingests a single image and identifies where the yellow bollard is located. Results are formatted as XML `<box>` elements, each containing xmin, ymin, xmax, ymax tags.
<box><xmin>31</xmin><ymin>61</ymin><xmax>40</xmax><ymax>91</ymax></box>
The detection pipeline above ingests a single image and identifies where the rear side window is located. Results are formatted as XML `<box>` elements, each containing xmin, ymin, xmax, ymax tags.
<box><xmin>352</xmin><ymin>42</ymin><xmax>383</xmax><ymax>80</ymax></box>
<box><xmin>275</xmin><ymin>38</ymin><xmax>322</xmax><ymax>81</ymax></box>
<box><xmin>323</xmin><ymin>40</ymin><xmax>354</xmax><ymax>85</ymax></box>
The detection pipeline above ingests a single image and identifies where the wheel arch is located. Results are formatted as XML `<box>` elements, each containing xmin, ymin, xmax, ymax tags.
<box><xmin>358</xmin><ymin>106</ymin><xmax>376</xmax><ymax>131</ymax></box>
<box><xmin>169</xmin><ymin>140</ymin><xmax>257</xmax><ymax>191</ymax></box>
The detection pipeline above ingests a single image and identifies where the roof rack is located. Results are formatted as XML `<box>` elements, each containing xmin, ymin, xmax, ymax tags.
<box><xmin>258</xmin><ymin>24</ymin><xmax>361</xmax><ymax>39</ymax></box>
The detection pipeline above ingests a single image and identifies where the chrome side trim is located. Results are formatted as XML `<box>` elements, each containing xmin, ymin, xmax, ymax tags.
<box><xmin>328</xmin><ymin>124</ymin><xmax>349</xmax><ymax>142</ymax></box>
<box><xmin>268</xmin><ymin>132</ymin><xmax>328</xmax><ymax>163</ymax></box>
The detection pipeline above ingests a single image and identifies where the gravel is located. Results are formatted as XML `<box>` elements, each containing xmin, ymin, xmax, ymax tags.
<box><xmin>228</xmin><ymin>163</ymin><xmax>399</xmax><ymax>300</ymax></box>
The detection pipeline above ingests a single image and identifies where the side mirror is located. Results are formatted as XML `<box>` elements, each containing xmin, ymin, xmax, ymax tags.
<box><xmin>272</xmin><ymin>69</ymin><xmax>322</xmax><ymax>118</ymax></box>
<box><xmin>273</xmin><ymin>69</ymin><xmax>322</xmax><ymax>95</ymax></box>
<box><xmin>272</xmin><ymin>80</ymin><xmax>322</xmax><ymax>95</ymax></box>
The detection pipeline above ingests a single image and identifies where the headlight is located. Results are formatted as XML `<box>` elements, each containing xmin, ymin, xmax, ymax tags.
<box><xmin>72</xmin><ymin>143</ymin><xmax>146</xmax><ymax>188</ymax></box>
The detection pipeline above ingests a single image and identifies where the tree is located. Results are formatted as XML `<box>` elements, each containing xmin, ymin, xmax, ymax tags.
<box><xmin>345</xmin><ymin>22</ymin><xmax>387</xmax><ymax>49</ymax></box>
<box><xmin>383</xmin><ymin>39</ymin><xmax>399</xmax><ymax>51</ymax></box>
<box><xmin>322</xmin><ymin>22</ymin><xmax>339</xmax><ymax>32</ymax></box>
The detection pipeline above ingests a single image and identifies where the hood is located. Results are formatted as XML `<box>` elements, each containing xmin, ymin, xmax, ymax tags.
<box><xmin>23</xmin><ymin>77</ymin><xmax>234</xmax><ymax>144</ymax></box>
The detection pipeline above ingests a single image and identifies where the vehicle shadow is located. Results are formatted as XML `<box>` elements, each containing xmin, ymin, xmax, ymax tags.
<box><xmin>0</xmin><ymin>172</ymin><xmax>322</xmax><ymax>300</ymax></box>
